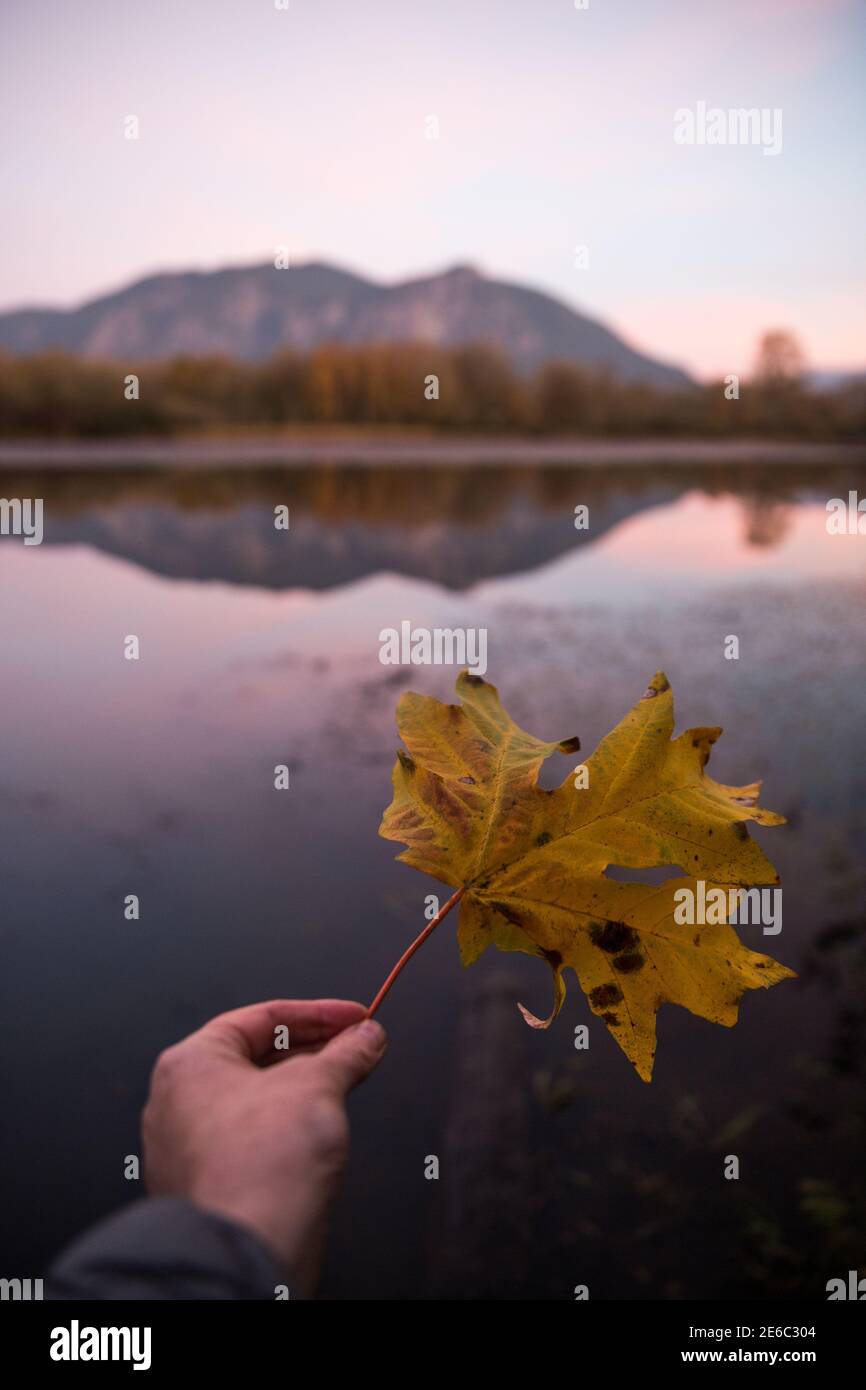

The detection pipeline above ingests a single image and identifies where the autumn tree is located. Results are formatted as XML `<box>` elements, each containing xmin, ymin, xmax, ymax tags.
<box><xmin>753</xmin><ymin>330</ymin><xmax>806</xmax><ymax>384</ymax></box>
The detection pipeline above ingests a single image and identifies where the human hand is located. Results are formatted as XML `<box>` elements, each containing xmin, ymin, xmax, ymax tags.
<box><xmin>141</xmin><ymin>999</ymin><xmax>387</xmax><ymax>1296</ymax></box>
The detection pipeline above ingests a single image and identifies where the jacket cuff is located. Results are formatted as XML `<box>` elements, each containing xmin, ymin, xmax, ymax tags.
<box><xmin>48</xmin><ymin>1197</ymin><xmax>287</xmax><ymax>1300</ymax></box>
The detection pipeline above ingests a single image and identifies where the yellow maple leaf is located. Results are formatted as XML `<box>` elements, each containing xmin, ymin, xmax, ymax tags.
<box><xmin>378</xmin><ymin>669</ymin><xmax>794</xmax><ymax>1081</ymax></box>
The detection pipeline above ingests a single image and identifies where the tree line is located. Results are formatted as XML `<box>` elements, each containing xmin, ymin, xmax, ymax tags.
<box><xmin>0</xmin><ymin>334</ymin><xmax>862</xmax><ymax>439</ymax></box>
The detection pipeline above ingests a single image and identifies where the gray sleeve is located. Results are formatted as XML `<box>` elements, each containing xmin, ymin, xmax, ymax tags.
<box><xmin>46</xmin><ymin>1197</ymin><xmax>286</xmax><ymax>1300</ymax></box>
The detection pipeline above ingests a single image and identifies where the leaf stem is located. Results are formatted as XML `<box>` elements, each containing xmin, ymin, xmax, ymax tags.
<box><xmin>365</xmin><ymin>886</ymin><xmax>465</xmax><ymax>1018</ymax></box>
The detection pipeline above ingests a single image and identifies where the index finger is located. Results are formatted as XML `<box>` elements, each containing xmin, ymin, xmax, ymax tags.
<box><xmin>196</xmin><ymin>999</ymin><xmax>368</xmax><ymax>1062</ymax></box>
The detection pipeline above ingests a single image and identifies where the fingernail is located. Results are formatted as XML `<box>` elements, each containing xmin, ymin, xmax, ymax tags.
<box><xmin>358</xmin><ymin>1019</ymin><xmax>387</xmax><ymax>1048</ymax></box>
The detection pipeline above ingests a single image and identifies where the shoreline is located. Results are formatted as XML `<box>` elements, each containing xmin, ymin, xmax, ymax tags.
<box><xmin>1</xmin><ymin>435</ymin><xmax>865</xmax><ymax>468</ymax></box>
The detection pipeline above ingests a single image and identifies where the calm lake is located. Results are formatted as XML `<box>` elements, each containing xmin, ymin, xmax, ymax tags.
<box><xmin>1</xmin><ymin>453</ymin><xmax>865</xmax><ymax>1299</ymax></box>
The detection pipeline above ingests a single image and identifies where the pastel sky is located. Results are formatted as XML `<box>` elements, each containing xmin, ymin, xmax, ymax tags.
<box><xmin>1</xmin><ymin>0</ymin><xmax>863</xmax><ymax>379</ymax></box>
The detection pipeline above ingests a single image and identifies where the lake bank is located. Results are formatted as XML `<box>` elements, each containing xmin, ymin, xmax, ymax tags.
<box><xmin>1</xmin><ymin>435</ymin><xmax>865</xmax><ymax>468</ymax></box>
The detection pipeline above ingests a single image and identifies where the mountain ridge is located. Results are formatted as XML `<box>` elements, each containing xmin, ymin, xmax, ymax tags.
<box><xmin>0</xmin><ymin>260</ymin><xmax>692</xmax><ymax>387</ymax></box>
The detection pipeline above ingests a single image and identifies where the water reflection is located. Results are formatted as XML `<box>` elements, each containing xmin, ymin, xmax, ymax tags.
<box><xmin>2</xmin><ymin>458</ymin><xmax>863</xmax><ymax>590</ymax></box>
<box><xmin>0</xmin><ymin>457</ymin><xmax>864</xmax><ymax>1300</ymax></box>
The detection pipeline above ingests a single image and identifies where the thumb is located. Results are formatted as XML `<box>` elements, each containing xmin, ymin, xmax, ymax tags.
<box><xmin>313</xmin><ymin>1018</ymin><xmax>388</xmax><ymax>1096</ymax></box>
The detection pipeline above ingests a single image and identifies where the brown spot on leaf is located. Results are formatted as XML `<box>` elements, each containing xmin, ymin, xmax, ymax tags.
<box><xmin>463</xmin><ymin>674</ymin><xmax>485</xmax><ymax>687</ymax></box>
<box><xmin>613</xmin><ymin>951</ymin><xmax>645</xmax><ymax>973</ymax></box>
<box><xmin>429</xmin><ymin>777</ymin><xmax>465</xmax><ymax>829</ymax></box>
<box><xmin>535</xmin><ymin>831</ymin><xmax>552</xmax><ymax>846</ymax></box>
<box><xmin>542</xmin><ymin>948</ymin><xmax>563</xmax><ymax>967</ymax></box>
<box><xmin>732</xmin><ymin>821</ymin><xmax>748</xmax><ymax>840</ymax></box>
<box><xmin>601</xmin><ymin>1012</ymin><xmax>619</xmax><ymax>1026</ymax></box>
<box><xmin>558</xmin><ymin>735</ymin><xmax>581</xmax><ymax>754</ymax></box>
<box><xmin>590</xmin><ymin>920</ymin><xmax>639</xmax><ymax>954</ymax></box>
<box><xmin>590</xmin><ymin>983</ymin><xmax>623</xmax><ymax>1009</ymax></box>
<box><xmin>397</xmin><ymin>750</ymin><xmax>416</xmax><ymax>774</ymax></box>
